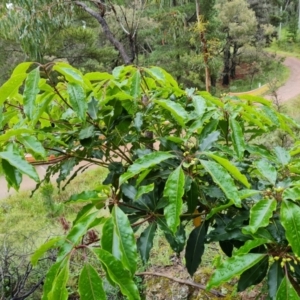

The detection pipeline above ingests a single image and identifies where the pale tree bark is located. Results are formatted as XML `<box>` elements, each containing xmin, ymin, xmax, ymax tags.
<box><xmin>74</xmin><ymin>1</ymin><xmax>133</xmax><ymax>65</ymax></box>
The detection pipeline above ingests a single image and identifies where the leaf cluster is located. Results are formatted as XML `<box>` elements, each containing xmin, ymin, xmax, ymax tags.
<box><xmin>1</xmin><ymin>62</ymin><xmax>300</xmax><ymax>298</ymax></box>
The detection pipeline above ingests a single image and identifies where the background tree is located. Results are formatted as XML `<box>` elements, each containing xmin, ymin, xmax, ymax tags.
<box><xmin>217</xmin><ymin>0</ymin><xmax>258</xmax><ymax>85</ymax></box>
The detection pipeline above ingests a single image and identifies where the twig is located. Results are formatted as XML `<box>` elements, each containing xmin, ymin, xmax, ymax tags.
<box><xmin>74</xmin><ymin>1</ymin><xmax>132</xmax><ymax>64</ymax></box>
<box><xmin>135</xmin><ymin>272</ymin><xmax>225</xmax><ymax>298</ymax></box>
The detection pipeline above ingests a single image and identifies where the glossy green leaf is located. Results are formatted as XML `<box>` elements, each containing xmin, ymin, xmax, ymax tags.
<box><xmin>274</xmin><ymin>146</ymin><xmax>290</xmax><ymax>166</ymax></box>
<box><xmin>238</xmin><ymin>256</ymin><xmax>268</xmax><ymax>292</ymax></box>
<box><xmin>135</xmin><ymin>183</ymin><xmax>154</xmax><ymax>200</ymax></box>
<box><xmin>0</xmin><ymin>128</ymin><xmax>35</xmax><ymax>142</ymax></box>
<box><xmin>87</xmin><ymin>97</ymin><xmax>99</xmax><ymax>120</ymax></box>
<box><xmin>67</xmin><ymin>190</ymin><xmax>102</xmax><ymax>203</ymax></box>
<box><xmin>246</xmin><ymin>199</ymin><xmax>277</xmax><ymax>233</ymax></box>
<box><xmin>229</xmin><ymin>117</ymin><xmax>245</xmax><ymax>160</ymax></box>
<box><xmin>146</xmin><ymin>66</ymin><xmax>178</xmax><ymax>87</ymax></box>
<box><xmin>2</xmin><ymin>160</ymin><xmax>22</xmax><ymax>190</ymax></box>
<box><xmin>199</xmin><ymin>131</ymin><xmax>220</xmax><ymax>151</ymax></box>
<box><xmin>23</xmin><ymin>67</ymin><xmax>40</xmax><ymax>120</ymax></box>
<box><xmin>84</xmin><ymin>72</ymin><xmax>113</xmax><ymax>81</ymax></box>
<box><xmin>206</xmin><ymin>153</ymin><xmax>250</xmax><ymax>188</ymax></box>
<box><xmin>207</xmin><ymin>254</ymin><xmax>265</xmax><ymax>290</ymax></box>
<box><xmin>47</xmin><ymin>259</ymin><xmax>69</xmax><ymax>300</ymax></box>
<box><xmin>134</xmin><ymin>112</ymin><xmax>143</xmax><ymax>132</ymax></box>
<box><xmin>112</xmin><ymin>206</ymin><xmax>137</xmax><ymax>275</ymax></box>
<box><xmin>234</xmin><ymin>239</ymin><xmax>269</xmax><ymax>255</ymax></box>
<box><xmin>31</xmin><ymin>92</ymin><xmax>56</xmax><ymax>126</ymax></box>
<box><xmin>31</xmin><ymin>237</ymin><xmax>62</xmax><ymax>266</ymax></box>
<box><xmin>192</xmin><ymin>95</ymin><xmax>206</xmax><ymax>117</ymax></box>
<box><xmin>198</xmin><ymin>119</ymin><xmax>218</xmax><ymax>140</ymax></box>
<box><xmin>154</xmin><ymin>99</ymin><xmax>188</xmax><ymax>126</ymax></box>
<box><xmin>79</xmin><ymin>264</ymin><xmax>106</xmax><ymax>300</ymax></box>
<box><xmin>200</xmin><ymin>160</ymin><xmax>241</xmax><ymax>207</ymax></box>
<box><xmin>0</xmin><ymin>73</ymin><xmax>27</xmax><ymax>106</ymax></box>
<box><xmin>67</xmin><ymin>82</ymin><xmax>86</xmax><ymax>121</ymax></box>
<box><xmin>281</xmin><ymin>199</ymin><xmax>300</xmax><ymax>256</ymax></box>
<box><xmin>276</xmin><ymin>276</ymin><xmax>299</xmax><ymax>300</ymax></box>
<box><xmin>131</xmin><ymin>70</ymin><xmax>141</xmax><ymax>99</ymax></box>
<box><xmin>79</xmin><ymin>126</ymin><xmax>94</xmax><ymax>140</ymax></box>
<box><xmin>262</xmin><ymin>106</ymin><xmax>280</xmax><ymax>126</ymax></box>
<box><xmin>238</xmin><ymin>189</ymin><xmax>261</xmax><ymax>200</ymax></box>
<box><xmin>283</xmin><ymin>187</ymin><xmax>300</xmax><ymax>201</ymax></box>
<box><xmin>156</xmin><ymin>217</ymin><xmax>186</xmax><ymax>253</ymax></box>
<box><xmin>187</xmin><ymin>181</ymin><xmax>199</xmax><ymax>213</ymax></box>
<box><xmin>268</xmin><ymin>261</ymin><xmax>284</xmax><ymax>299</ymax></box>
<box><xmin>18</xmin><ymin>135</ymin><xmax>46</xmax><ymax>158</ymax></box>
<box><xmin>206</xmin><ymin>201</ymin><xmax>234</xmax><ymax>219</ymax></box>
<box><xmin>57</xmin><ymin>211</ymin><xmax>98</xmax><ymax>261</ymax></box>
<box><xmin>0</xmin><ymin>152</ymin><xmax>39</xmax><ymax>182</ymax></box>
<box><xmin>72</xmin><ymin>204</ymin><xmax>94</xmax><ymax>226</ymax></box>
<box><xmin>12</xmin><ymin>62</ymin><xmax>33</xmax><ymax>76</ymax></box>
<box><xmin>239</xmin><ymin>94</ymin><xmax>272</xmax><ymax>106</ymax></box>
<box><xmin>42</xmin><ymin>261</ymin><xmax>62</xmax><ymax>300</ymax></box>
<box><xmin>185</xmin><ymin>221</ymin><xmax>208</xmax><ymax>276</ymax></box>
<box><xmin>164</xmin><ymin>166</ymin><xmax>185</xmax><ymax>233</ymax></box>
<box><xmin>137</xmin><ymin>222</ymin><xmax>157</xmax><ymax>264</ymax></box>
<box><xmin>101</xmin><ymin>217</ymin><xmax>115</xmax><ymax>254</ymax></box>
<box><xmin>53</xmin><ymin>62</ymin><xmax>84</xmax><ymax>84</ymax></box>
<box><xmin>120</xmin><ymin>152</ymin><xmax>175</xmax><ymax>185</ymax></box>
<box><xmin>256</xmin><ymin>159</ymin><xmax>277</xmax><ymax>185</ymax></box>
<box><xmin>93</xmin><ymin>248</ymin><xmax>140</xmax><ymax>300</ymax></box>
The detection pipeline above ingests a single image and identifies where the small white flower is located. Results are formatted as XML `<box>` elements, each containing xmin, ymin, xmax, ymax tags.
<box><xmin>6</xmin><ymin>2</ymin><xmax>14</xmax><ymax>10</ymax></box>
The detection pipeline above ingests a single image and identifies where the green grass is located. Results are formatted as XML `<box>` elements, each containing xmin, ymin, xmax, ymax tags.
<box><xmin>218</xmin><ymin>54</ymin><xmax>290</xmax><ymax>95</ymax></box>
<box><xmin>282</xmin><ymin>94</ymin><xmax>300</xmax><ymax>122</ymax></box>
<box><xmin>0</xmin><ymin>166</ymin><xmax>108</xmax><ymax>299</ymax></box>
<box><xmin>0</xmin><ymin>167</ymin><xmax>107</xmax><ymax>245</ymax></box>
<box><xmin>266</xmin><ymin>29</ymin><xmax>300</xmax><ymax>59</ymax></box>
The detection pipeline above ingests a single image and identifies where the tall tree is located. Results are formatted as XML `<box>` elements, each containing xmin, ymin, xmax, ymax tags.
<box><xmin>217</xmin><ymin>0</ymin><xmax>257</xmax><ymax>85</ymax></box>
<box><xmin>0</xmin><ymin>1</ymin><xmax>145</xmax><ymax>64</ymax></box>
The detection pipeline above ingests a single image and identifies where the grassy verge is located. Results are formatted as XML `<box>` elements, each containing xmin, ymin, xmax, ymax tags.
<box><xmin>0</xmin><ymin>167</ymin><xmax>108</xmax><ymax>299</ymax></box>
<box><xmin>281</xmin><ymin>94</ymin><xmax>300</xmax><ymax>122</ymax></box>
<box><xmin>266</xmin><ymin>42</ymin><xmax>300</xmax><ymax>59</ymax></box>
<box><xmin>0</xmin><ymin>167</ymin><xmax>107</xmax><ymax>242</ymax></box>
<box><xmin>218</xmin><ymin>55</ymin><xmax>290</xmax><ymax>96</ymax></box>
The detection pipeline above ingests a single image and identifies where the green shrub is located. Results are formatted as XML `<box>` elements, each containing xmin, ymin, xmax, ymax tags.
<box><xmin>1</xmin><ymin>62</ymin><xmax>300</xmax><ymax>299</ymax></box>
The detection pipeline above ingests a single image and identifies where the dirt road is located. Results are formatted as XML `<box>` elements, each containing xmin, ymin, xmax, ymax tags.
<box><xmin>268</xmin><ymin>56</ymin><xmax>300</xmax><ymax>103</ymax></box>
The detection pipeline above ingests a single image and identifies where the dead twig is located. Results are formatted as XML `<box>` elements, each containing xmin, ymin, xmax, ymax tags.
<box><xmin>136</xmin><ymin>271</ymin><xmax>225</xmax><ymax>297</ymax></box>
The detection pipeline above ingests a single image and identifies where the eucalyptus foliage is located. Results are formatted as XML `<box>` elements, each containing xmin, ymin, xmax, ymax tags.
<box><xmin>1</xmin><ymin>62</ymin><xmax>300</xmax><ymax>298</ymax></box>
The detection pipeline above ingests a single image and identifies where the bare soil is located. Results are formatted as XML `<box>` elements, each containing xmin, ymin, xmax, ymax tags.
<box><xmin>268</xmin><ymin>56</ymin><xmax>300</xmax><ymax>102</ymax></box>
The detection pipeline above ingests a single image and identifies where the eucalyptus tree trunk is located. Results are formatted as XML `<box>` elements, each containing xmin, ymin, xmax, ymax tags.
<box><xmin>75</xmin><ymin>1</ymin><xmax>134</xmax><ymax>65</ymax></box>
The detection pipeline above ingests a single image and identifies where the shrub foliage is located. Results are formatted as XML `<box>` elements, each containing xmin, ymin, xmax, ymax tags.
<box><xmin>1</xmin><ymin>62</ymin><xmax>300</xmax><ymax>298</ymax></box>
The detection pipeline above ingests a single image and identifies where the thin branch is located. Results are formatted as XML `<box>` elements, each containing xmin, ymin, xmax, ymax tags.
<box><xmin>108</xmin><ymin>0</ymin><xmax>130</xmax><ymax>35</ymax></box>
<box><xmin>131</xmin><ymin>215</ymin><xmax>152</xmax><ymax>227</ymax></box>
<box><xmin>74</xmin><ymin>1</ymin><xmax>132</xmax><ymax>64</ymax></box>
<box><xmin>11</xmin><ymin>276</ymin><xmax>45</xmax><ymax>300</ymax></box>
<box><xmin>44</xmin><ymin>147</ymin><xmax>108</xmax><ymax>167</ymax></box>
<box><xmin>136</xmin><ymin>272</ymin><xmax>225</xmax><ymax>298</ymax></box>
